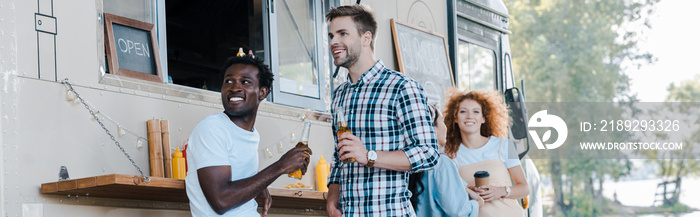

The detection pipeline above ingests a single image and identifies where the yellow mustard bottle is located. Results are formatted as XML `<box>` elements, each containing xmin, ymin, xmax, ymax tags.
<box><xmin>316</xmin><ymin>155</ymin><xmax>329</xmax><ymax>192</ymax></box>
<box><xmin>288</xmin><ymin>122</ymin><xmax>312</xmax><ymax>179</ymax></box>
<box><xmin>172</xmin><ymin>147</ymin><xmax>186</xmax><ymax>180</ymax></box>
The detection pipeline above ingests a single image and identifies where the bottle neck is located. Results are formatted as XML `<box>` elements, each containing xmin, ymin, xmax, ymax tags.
<box><xmin>299</xmin><ymin>122</ymin><xmax>311</xmax><ymax>143</ymax></box>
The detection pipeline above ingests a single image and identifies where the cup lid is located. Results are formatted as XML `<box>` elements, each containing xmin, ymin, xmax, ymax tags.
<box><xmin>474</xmin><ymin>171</ymin><xmax>490</xmax><ymax>178</ymax></box>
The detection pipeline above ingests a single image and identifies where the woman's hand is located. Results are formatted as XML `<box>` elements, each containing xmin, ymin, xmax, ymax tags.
<box><xmin>475</xmin><ymin>185</ymin><xmax>507</xmax><ymax>201</ymax></box>
<box><xmin>465</xmin><ymin>187</ymin><xmax>484</xmax><ymax>207</ymax></box>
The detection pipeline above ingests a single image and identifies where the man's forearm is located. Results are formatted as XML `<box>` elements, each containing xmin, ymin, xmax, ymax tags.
<box><xmin>227</xmin><ymin>163</ymin><xmax>284</xmax><ymax>200</ymax></box>
<box><xmin>327</xmin><ymin>184</ymin><xmax>340</xmax><ymax>206</ymax></box>
<box><xmin>372</xmin><ymin>150</ymin><xmax>412</xmax><ymax>171</ymax></box>
<box><xmin>202</xmin><ymin>162</ymin><xmax>284</xmax><ymax>214</ymax></box>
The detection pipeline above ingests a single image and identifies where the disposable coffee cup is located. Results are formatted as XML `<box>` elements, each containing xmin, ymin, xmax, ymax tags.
<box><xmin>474</xmin><ymin>171</ymin><xmax>490</xmax><ymax>188</ymax></box>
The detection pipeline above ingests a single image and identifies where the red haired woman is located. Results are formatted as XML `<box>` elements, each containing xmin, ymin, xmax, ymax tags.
<box><xmin>443</xmin><ymin>89</ymin><xmax>529</xmax><ymax>216</ymax></box>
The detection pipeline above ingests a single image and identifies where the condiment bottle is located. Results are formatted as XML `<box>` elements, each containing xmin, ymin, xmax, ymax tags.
<box><xmin>236</xmin><ymin>48</ymin><xmax>246</xmax><ymax>57</ymax></box>
<box><xmin>316</xmin><ymin>155</ymin><xmax>329</xmax><ymax>192</ymax></box>
<box><xmin>172</xmin><ymin>147</ymin><xmax>186</xmax><ymax>180</ymax></box>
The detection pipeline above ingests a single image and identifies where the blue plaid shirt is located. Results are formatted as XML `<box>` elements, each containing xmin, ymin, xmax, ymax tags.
<box><xmin>330</xmin><ymin>61</ymin><xmax>439</xmax><ymax>217</ymax></box>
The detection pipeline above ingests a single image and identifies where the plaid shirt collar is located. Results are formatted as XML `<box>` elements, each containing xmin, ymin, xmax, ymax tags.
<box><xmin>346</xmin><ymin>60</ymin><xmax>385</xmax><ymax>86</ymax></box>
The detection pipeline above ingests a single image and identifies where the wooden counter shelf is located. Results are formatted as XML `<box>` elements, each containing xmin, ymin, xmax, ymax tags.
<box><xmin>264</xmin><ymin>188</ymin><xmax>328</xmax><ymax>210</ymax></box>
<box><xmin>40</xmin><ymin>174</ymin><xmax>328</xmax><ymax>210</ymax></box>
<box><xmin>41</xmin><ymin>174</ymin><xmax>188</xmax><ymax>202</ymax></box>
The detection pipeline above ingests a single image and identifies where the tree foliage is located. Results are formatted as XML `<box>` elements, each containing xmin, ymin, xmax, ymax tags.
<box><xmin>505</xmin><ymin>0</ymin><xmax>659</xmax><ymax>215</ymax></box>
<box><xmin>667</xmin><ymin>75</ymin><xmax>700</xmax><ymax>102</ymax></box>
<box><xmin>643</xmin><ymin>76</ymin><xmax>700</xmax><ymax>206</ymax></box>
<box><xmin>507</xmin><ymin>0</ymin><xmax>658</xmax><ymax>102</ymax></box>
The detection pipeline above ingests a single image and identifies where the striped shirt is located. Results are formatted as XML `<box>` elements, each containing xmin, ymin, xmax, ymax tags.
<box><xmin>329</xmin><ymin>60</ymin><xmax>439</xmax><ymax>217</ymax></box>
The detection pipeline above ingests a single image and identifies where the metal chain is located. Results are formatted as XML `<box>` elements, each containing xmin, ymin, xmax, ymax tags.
<box><xmin>60</xmin><ymin>79</ymin><xmax>150</xmax><ymax>183</ymax></box>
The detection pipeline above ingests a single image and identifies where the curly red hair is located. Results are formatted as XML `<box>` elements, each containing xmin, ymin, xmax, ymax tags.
<box><xmin>443</xmin><ymin>89</ymin><xmax>510</xmax><ymax>159</ymax></box>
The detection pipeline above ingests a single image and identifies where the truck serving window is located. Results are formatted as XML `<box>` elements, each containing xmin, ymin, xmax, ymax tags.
<box><xmin>103</xmin><ymin>0</ymin><xmax>154</xmax><ymax>24</ymax></box>
<box><xmin>275</xmin><ymin>0</ymin><xmax>319</xmax><ymax>98</ymax></box>
<box><xmin>457</xmin><ymin>41</ymin><xmax>495</xmax><ymax>90</ymax></box>
<box><xmin>102</xmin><ymin>0</ymin><xmax>331</xmax><ymax>111</ymax></box>
<box><xmin>268</xmin><ymin>0</ymin><xmax>329</xmax><ymax>110</ymax></box>
<box><xmin>164</xmin><ymin>0</ymin><xmax>264</xmax><ymax>92</ymax></box>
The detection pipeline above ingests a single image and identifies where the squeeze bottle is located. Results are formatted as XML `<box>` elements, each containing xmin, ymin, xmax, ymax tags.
<box><xmin>236</xmin><ymin>48</ymin><xmax>246</xmax><ymax>57</ymax></box>
<box><xmin>316</xmin><ymin>155</ymin><xmax>329</xmax><ymax>192</ymax></box>
<box><xmin>172</xmin><ymin>147</ymin><xmax>186</xmax><ymax>180</ymax></box>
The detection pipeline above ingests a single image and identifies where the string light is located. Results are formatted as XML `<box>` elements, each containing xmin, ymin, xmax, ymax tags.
<box><xmin>117</xmin><ymin>125</ymin><xmax>126</xmax><ymax>137</ymax></box>
<box><xmin>136</xmin><ymin>138</ymin><xmax>144</xmax><ymax>149</ymax></box>
<box><xmin>66</xmin><ymin>90</ymin><xmax>76</xmax><ymax>102</ymax></box>
<box><xmin>261</xmin><ymin>122</ymin><xmax>306</xmax><ymax>159</ymax></box>
<box><xmin>265</xmin><ymin>148</ymin><xmax>273</xmax><ymax>158</ymax></box>
<box><xmin>289</xmin><ymin>133</ymin><xmax>296</xmax><ymax>144</ymax></box>
<box><xmin>277</xmin><ymin>141</ymin><xmax>284</xmax><ymax>153</ymax></box>
<box><xmin>64</xmin><ymin>85</ymin><xmax>148</xmax><ymax>148</ymax></box>
<box><xmin>63</xmin><ymin>81</ymin><xmax>310</xmax><ymax>159</ymax></box>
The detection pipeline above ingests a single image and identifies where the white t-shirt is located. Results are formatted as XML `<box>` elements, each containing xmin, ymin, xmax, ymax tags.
<box><xmin>453</xmin><ymin>136</ymin><xmax>520</xmax><ymax>169</ymax></box>
<box><xmin>186</xmin><ymin>112</ymin><xmax>260</xmax><ymax>217</ymax></box>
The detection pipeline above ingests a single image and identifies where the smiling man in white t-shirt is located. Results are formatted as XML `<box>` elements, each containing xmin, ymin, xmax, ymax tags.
<box><xmin>186</xmin><ymin>56</ymin><xmax>312</xmax><ymax>216</ymax></box>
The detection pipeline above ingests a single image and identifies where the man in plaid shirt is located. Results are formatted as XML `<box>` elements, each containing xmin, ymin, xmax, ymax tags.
<box><xmin>325</xmin><ymin>5</ymin><xmax>439</xmax><ymax>217</ymax></box>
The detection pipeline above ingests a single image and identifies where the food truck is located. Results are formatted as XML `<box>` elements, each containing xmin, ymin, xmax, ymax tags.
<box><xmin>0</xmin><ymin>0</ymin><xmax>540</xmax><ymax>216</ymax></box>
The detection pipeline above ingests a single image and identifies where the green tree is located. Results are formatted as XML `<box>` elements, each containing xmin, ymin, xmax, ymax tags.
<box><xmin>505</xmin><ymin>0</ymin><xmax>659</xmax><ymax>215</ymax></box>
<box><xmin>643</xmin><ymin>76</ymin><xmax>700</xmax><ymax>207</ymax></box>
<box><xmin>667</xmin><ymin>76</ymin><xmax>700</xmax><ymax>102</ymax></box>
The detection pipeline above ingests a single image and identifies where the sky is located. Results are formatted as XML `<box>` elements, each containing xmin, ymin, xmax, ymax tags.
<box><xmin>627</xmin><ymin>0</ymin><xmax>700</xmax><ymax>102</ymax></box>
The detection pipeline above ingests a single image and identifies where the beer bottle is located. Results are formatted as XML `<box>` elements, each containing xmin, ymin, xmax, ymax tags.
<box><xmin>336</xmin><ymin>109</ymin><xmax>355</xmax><ymax>163</ymax></box>
<box><xmin>288</xmin><ymin>122</ymin><xmax>311</xmax><ymax>179</ymax></box>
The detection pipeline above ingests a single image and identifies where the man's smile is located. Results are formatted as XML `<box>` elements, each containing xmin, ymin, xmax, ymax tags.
<box><xmin>332</xmin><ymin>46</ymin><xmax>346</xmax><ymax>58</ymax></box>
<box><xmin>229</xmin><ymin>96</ymin><xmax>244</xmax><ymax>102</ymax></box>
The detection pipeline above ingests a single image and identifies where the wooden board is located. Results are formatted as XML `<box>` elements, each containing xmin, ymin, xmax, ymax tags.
<box><xmin>41</xmin><ymin>174</ymin><xmax>187</xmax><ymax>202</ymax></box>
<box><xmin>263</xmin><ymin>188</ymin><xmax>327</xmax><ymax>210</ymax></box>
<box><xmin>41</xmin><ymin>174</ymin><xmax>327</xmax><ymax>210</ymax></box>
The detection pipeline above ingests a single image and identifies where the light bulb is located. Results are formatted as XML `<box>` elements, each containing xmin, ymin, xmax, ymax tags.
<box><xmin>265</xmin><ymin>148</ymin><xmax>273</xmax><ymax>158</ymax></box>
<box><xmin>136</xmin><ymin>138</ymin><xmax>144</xmax><ymax>149</ymax></box>
<box><xmin>66</xmin><ymin>90</ymin><xmax>76</xmax><ymax>102</ymax></box>
<box><xmin>118</xmin><ymin>126</ymin><xmax>126</xmax><ymax>137</ymax></box>
<box><xmin>278</xmin><ymin>141</ymin><xmax>284</xmax><ymax>153</ymax></box>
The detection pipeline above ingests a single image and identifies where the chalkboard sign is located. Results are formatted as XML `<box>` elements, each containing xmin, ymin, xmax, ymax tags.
<box><xmin>391</xmin><ymin>19</ymin><xmax>454</xmax><ymax>109</ymax></box>
<box><xmin>104</xmin><ymin>13</ymin><xmax>162</xmax><ymax>83</ymax></box>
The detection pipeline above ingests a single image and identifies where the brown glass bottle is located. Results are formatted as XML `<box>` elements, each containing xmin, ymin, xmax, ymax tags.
<box><xmin>336</xmin><ymin>109</ymin><xmax>355</xmax><ymax>163</ymax></box>
<box><xmin>288</xmin><ymin>122</ymin><xmax>311</xmax><ymax>179</ymax></box>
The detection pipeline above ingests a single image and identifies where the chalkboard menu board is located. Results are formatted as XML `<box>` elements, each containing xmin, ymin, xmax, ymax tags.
<box><xmin>391</xmin><ymin>19</ymin><xmax>454</xmax><ymax>108</ymax></box>
<box><xmin>104</xmin><ymin>13</ymin><xmax>162</xmax><ymax>83</ymax></box>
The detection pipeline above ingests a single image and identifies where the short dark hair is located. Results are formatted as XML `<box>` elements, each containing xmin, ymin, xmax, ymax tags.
<box><xmin>220</xmin><ymin>56</ymin><xmax>274</xmax><ymax>91</ymax></box>
<box><xmin>326</xmin><ymin>5</ymin><xmax>378</xmax><ymax>50</ymax></box>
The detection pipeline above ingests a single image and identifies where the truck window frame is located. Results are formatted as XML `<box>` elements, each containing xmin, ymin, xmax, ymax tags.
<box><xmin>456</xmin><ymin>38</ymin><xmax>498</xmax><ymax>91</ymax></box>
<box><xmin>97</xmin><ymin>0</ymin><xmax>334</xmax><ymax>112</ymax></box>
